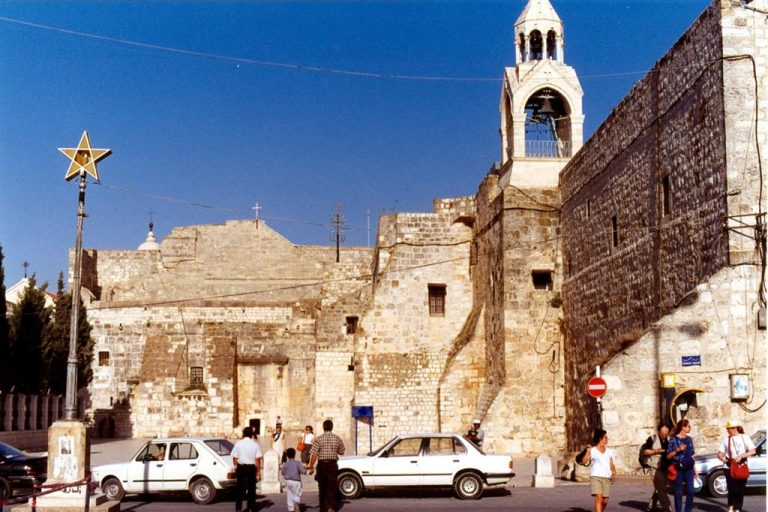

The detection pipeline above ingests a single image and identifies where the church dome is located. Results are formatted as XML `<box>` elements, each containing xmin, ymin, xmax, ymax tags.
<box><xmin>138</xmin><ymin>223</ymin><xmax>160</xmax><ymax>251</ymax></box>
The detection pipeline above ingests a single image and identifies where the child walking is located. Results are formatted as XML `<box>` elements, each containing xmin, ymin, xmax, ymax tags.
<box><xmin>281</xmin><ymin>447</ymin><xmax>307</xmax><ymax>512</ymax></box>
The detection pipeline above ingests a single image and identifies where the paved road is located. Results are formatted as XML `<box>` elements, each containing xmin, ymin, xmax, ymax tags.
<box><xmin>111</xmin><ymin>482</ymin><xmax>765</xmax><ymax>511</ymax></box>
<box><xmin>23</xmin><ymin>438</ymin><xmax>766</xmax><ymax>511</ymax></box>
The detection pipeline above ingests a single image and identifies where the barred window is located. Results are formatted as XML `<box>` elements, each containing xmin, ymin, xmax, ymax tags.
<box><xmin>190</xmin><ymin>367</ymin><xmax>204</xmax><ymax>389</ymax></box>
<box><xmin>428</xmin><ymin>284</ymin><xmax>446</xmax><ymax>316</ymax></box>
<box><xmin>98</xmin><ymin>351</ymin><xmax>110</xmax><ymax>367</ymax></box>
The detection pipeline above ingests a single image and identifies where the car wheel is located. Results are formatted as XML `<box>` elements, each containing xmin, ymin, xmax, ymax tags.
<box><xmin>454</xmin><ymin>472</ymin><xmax>483</xmax><ymax>500</ymax></box>
<box><xmin>102</xmin><ymin>477</ymin><xmax>125</xmax><ymax>502</ymax></box>
<box><xmin>338</xmin><ymin>472</ymin><xmax>363</xmax><ymax>499</ymax></box>
<box><xmin>190</xmin><ymin>477</ymin><xmax>217</xmax><ymax>505</ymax></box>
<box><xmin>0</xmin><ymin>477</ymin><xmax>11</xmax><ymax>501</ymax></box>
<box><xmin>707</xmin><ymin>470</ymin><xmax>728</xmax><ymax>498</ymax></box>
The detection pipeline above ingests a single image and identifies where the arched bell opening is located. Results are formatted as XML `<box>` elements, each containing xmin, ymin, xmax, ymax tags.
<box><xmin>546</xmin><ymin>30</ymin><xmax>557</xmax><ymax>60</ymax></box>
<box><xmin>529</xmin><ymin>30</ymin><xmax>543</xmax><ymax>61</ymax></box>
<box><xmin>524</xmin><ymin>88</ymin><xmax>572</xmax><ymax>158</ymax></box>
<box><xmin>518</xmin><ymin>33</ymin><xmax>527</xmax><ymax>63</ymax></box>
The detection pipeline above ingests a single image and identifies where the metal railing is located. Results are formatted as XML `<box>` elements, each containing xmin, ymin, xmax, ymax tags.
<box><xmin>525</xmin><ymin>140</ymin><xmax>572</xmax><ymax>158</ymax></box>
<box><xmin>1</xmin><ymin>477</ymin><xmax>97</xmax><ymax>512</ymax></box>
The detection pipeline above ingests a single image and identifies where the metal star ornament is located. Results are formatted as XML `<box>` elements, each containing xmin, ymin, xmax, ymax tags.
<box><xmin>59</xmin><ymin>131</ymin><xmax>112</xmax><ymax>181</ymax></box>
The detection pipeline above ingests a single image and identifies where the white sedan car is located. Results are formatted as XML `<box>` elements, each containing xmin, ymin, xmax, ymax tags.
<box><xmin>337</xmin><ymin>433</ymin><xmax>514</xmax><ymax>500</ymax></box>
<box><xmin>91</xmin><ymin>437</ymin><xmax>236</xmax><ymax>505</ymax></box>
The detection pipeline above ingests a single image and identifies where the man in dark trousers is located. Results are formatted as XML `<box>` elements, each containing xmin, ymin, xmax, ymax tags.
<box><xmin>232</xmin><ymin>427</ymin><xmax>262</xmax><ymax>512</ymax></box>
<box><xmin>308</xmin><ymin>419</ymin><xmax>345</xmax><ymax>512</ymax></box>
<box><xmin>641</xmin><ymin>424</ymin><xmax>671</xmax><ymax>512</ymax></box>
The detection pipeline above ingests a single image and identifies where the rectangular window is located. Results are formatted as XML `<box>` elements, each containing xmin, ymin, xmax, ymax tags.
<box><xmin>428</xmin><ymin>284</ymin><xmax>446</xmax><ymax>317</ymax></box>
<box><xmin>611</xmin><ymin>215</ymin><xmax>619</xmax><ymax>248</ymax></box>
<box><xmin>346</xmin><ymin>316</ymin><xmax>359</xmax><ymax>335</ymax></box>
<box><xmin>189</xmin><ymin>366</ymin><xmax>204</xmax><ymax>389</ymax></box>
<box><xmin>98</xmin><ymin>351</ymin><xmax>110</xmax><ymax>367</ymax></box>
<box><xmin>662</xmin><ymin>175</ymin><xmax>671</xmax><ymax>216</ymax></box>
<box><xmin>532</xmin><ymin>270</ymin><xmax>553</xmax><ymax>290</ymax></box>
<box><xmin>586</xmin><ymin>200</ymin><xmax>591</xmax><ymax>219</ymax></box>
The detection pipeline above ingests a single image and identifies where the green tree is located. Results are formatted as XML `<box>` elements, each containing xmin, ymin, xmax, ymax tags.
<box><xmin>43</xmin><ymin>285</ymin><xmax>94</xmax><ymax>394</ymax></box>
<box><xmin>0</xmin><ymin>246</ymin><xmax>9</xmax><ymax>391</ymax></box>
<box><xmin>8</xmin><ymin>276</ymin><xmax>50</xmax><ymax>393</ymax></box>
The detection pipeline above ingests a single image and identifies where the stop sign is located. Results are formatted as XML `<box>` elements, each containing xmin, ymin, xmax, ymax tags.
<box><xmin>587</xmin><ymin>376</ymin><xmax>607</xmax><ymax>398</ymax></box>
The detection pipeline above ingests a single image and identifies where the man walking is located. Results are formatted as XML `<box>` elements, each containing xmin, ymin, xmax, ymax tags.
<box><xmin>308</xmin><ymin>419</ymin><xmax>345</xmax><ymax>512</ymax></box>
<box><xmin>232</xmin><ymin>427</ymin><xmax>263</xmax><ymax>512</ymax></box>
<box><xmin>642</xmin><ymin>424</ymin><xmax>671</xmax><ymax>512</ymax></box>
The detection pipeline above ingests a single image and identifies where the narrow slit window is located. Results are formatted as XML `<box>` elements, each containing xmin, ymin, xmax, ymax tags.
<box><xmin>532</xmin><ymin>271</ymin><xmax>553</xmax><ymax>290</ymax></box>
<box><xmin>586</xmin><ymin>200</ymin><xmax>591</xmax><ymax>219</ymax></box>
<box><xmin>346</xmin><ymin>316</ymin><xmax>359</xmax><ymax>335</ymax></box>
<box><xmin>662</xmin><ymin>175</ymin><xmax>672</xmax><ymax>216</ymax></box>
<box><xmin>611</xmin><ymin>215</ymin><xmax>619</xmax><ymax>248</ymax></box>
<box><xmin>428</xmin><ymin>284</ymin><xmax>446</xmax><ymax>316</ymax></box>
<box><xmin>98</xmin><ymin>351</ymin><xmax>110</xmax><ymax>367</ymax></box>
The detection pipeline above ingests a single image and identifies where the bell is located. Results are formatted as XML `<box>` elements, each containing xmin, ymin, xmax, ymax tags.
<box><xmin>538</xmin><ymin>97</ymin><xmax>556</xmax><ymax>116</ymax></box>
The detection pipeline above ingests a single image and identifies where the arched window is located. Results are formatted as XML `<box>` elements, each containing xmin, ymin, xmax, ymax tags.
<box><xmin>529</xmin><ymin>30</ymin><xmax>543</xmax><ymax>60</ymax></box>
<box><xmin>546</xmin><ymin>30</ymin><xmax>557</xmax><ymax>60</ymax></box>
<box><xmin>524</xmin><ymin>88</ymin><xmax>572</xmax><ymax>158</ymax></box>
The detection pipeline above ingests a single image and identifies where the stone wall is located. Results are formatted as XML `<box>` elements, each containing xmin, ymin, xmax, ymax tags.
<box><xmin>353</xmin><ymin>200</ymin><xmax>475</xmax><ymax>448</ymax></box>
<box><xmin>559</xmin><ymin>0</ymin><xmax>766</xmax><ymax>470</ymax></box>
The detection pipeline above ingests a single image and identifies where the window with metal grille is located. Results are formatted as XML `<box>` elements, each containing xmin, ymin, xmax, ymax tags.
<box><xmin>428</xmin><ymin>284</ymin><xmax>446</xmax><ymax>316</ymax></box>
<box><xmin>611</xmin><ymin>215</ymin><xmax>619</xmax><ymax>248</ymax></box>
<box><xmin>662</xmin><ymin>175</ymin><xmax>672</xmax><ymax>216</ymax></box>
<box><xmin>98</xmin><ymin>351</ymin><xmax>110</xmax><ymax>367</ymax></box>
<box><xmin>189</xmin><ymin>367</ymin><xmax>204</xmax><ymax>389</ymax></box>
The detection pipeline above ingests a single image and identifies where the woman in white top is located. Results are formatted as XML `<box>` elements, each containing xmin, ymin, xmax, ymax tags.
<box><xmin>582</xmin><ymin>429</ymin><xmax>616</xmax><ymax>512</ymax></box>
<box><xmin>272</xmin><ymin>424</ymin><xmax>285</xmax><ymax>463</ymax></box>
<box><xmin>717</xmin><ymin>419</ymin><xmax>756</xmax><ymax>512</ymax></box>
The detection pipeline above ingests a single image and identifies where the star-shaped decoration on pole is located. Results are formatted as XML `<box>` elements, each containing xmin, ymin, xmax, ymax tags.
<box><xmin>58</xmin><ymin>130</ymin><xmax>112</xmax><ymax>181</ymax></box>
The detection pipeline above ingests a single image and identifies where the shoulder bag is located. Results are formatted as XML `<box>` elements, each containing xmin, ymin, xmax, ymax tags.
<box><xmin>297</xmin><ymin>434</ymin><xmax>306</xmax><ymax>452</ymax></box>
<box><xmin>729</xmin><ymin>435</ymin><xmax>750</xmax><ymax>480</ymax></box>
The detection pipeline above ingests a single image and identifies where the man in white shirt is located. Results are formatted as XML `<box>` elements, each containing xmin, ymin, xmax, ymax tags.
<box><xmin>232</xmin><ymin>427</ymin><xmax>263</xmax><ymax>512</ymax></box>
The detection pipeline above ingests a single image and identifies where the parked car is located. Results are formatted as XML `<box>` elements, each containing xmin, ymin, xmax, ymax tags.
<box><xmin>91</xmin><ymin>437</ymin><xmax>236</xmax><ymax>505</ymax></box>
<box><xmin>0</xmin><ymin>442</ymin><xmax>47</xmax><ymax>502</ymax></box>
<box><xmin>695</xmin><ymin>429</ymin><xmax>766</xmax><ymax>498</ymax></box>
<box><xmin>337</xmin><ymin>432</ymin><xmax>514</xmax><ymax>500</ymax></box>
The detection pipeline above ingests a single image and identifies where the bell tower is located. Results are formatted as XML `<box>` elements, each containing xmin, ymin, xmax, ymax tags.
<box><xmin>499</xmin><ymin>0</ymin><xmax>584</xmax><ymax>188</ymax></box>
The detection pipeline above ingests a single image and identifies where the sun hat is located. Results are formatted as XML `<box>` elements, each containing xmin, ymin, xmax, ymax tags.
<box><xmin>725</xmin><ymin>419</ymin><xmax>742</xmax><ymax>428</ymax></box>
<box><xmin>473</xmin><ymin>418</ymin><xmax>481</xmax><ymax>424</ymax></box>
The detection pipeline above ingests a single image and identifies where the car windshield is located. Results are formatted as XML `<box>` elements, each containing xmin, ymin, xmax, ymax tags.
<box><xmin>368</xmin><ymin>437</ymin><xmax>398</xmax><ymax>457</ymax></box>
<box><xmin>0</xmin><ymin>442</ymin><xmax>26</xmax><ymax>459</ymax></box>
<box><xmin>204</xmin><ymin>439</ymin><xmax>234</xmax><ymax>456</ymax></box>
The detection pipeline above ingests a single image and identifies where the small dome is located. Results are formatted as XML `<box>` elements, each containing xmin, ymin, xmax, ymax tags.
<box><xmin>138</xmin><ymin>222</ymin><xmax>160</xmax><ymax>251</ymax></box>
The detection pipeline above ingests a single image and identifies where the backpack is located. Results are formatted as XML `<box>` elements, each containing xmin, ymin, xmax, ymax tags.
<box><xmin>639</xmin><ymin>434</ymin><xmax>657</xmax><ymax>470</ymax></box>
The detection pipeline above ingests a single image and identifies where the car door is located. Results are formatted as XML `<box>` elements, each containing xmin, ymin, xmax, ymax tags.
<box><xmin>126</xmin><ymin>442</ymin><xmax>167</xmax><ymax>493</ymax></box>
<box><xmin>370</xmin><ymin>437</ymin><xmax>424</xmax><ymax>486</ymax></box>
<box><xmin>748</xmin><ymin>434</ymin><xmax>766</xmax><ymax>486</ymax></box>
<box><xmin>162</xmin><ymin>442</ymin><xmax>200</xmax><ymax>491</ymax></box>
<box><xmin>420</xmin><ymin>436</ymin><xmax>467</xmax><ymax>486</ymax></box>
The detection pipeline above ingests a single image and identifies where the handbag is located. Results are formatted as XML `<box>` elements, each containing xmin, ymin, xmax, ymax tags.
<box><xmin>728</xmin><ymin>436</ymin><xmax>750</xmax><ymax>480</ymax></box>
<box><xmin>667</xmin><ymin>464</ymin><xmax>678</xmax><ymax>481</ymax></box>
<box><xmin>297</xmin><ymin>434</ymin><xmax>306</xmax><ymax>452</ymax></box>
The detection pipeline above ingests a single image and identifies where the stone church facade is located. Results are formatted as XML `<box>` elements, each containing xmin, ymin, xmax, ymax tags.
<box><xmin>77</xmin><ymin>0</ymin><xmax>765</xmax><ymax>472</ymax></box>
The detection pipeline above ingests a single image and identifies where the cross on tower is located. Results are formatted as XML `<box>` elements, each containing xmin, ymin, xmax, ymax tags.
<box><xmin>251</xmin><ymin>202</ymin><xmax>262</xmax><ymax>221</ymax></box>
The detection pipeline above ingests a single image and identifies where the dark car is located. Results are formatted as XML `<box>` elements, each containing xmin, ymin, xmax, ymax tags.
<box><xmin>0</xmin><ymin>442</ymin><xmax>48</xmax><ymax>502</ymax></box>
<box><xmin>695</xmin><ymin>430</ymin><xmax>766</xmax><ymax>498</ymax></box>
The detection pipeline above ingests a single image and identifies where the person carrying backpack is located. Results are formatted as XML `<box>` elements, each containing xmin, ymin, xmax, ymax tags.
<box><xmin>640</xmin><ymin>424</ymin><xmax>671</xmax><ymax>512</ymax></box>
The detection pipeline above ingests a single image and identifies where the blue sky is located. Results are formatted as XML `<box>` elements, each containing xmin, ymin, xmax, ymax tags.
<box><xmin>0</xmin><ymin>0</ymin><xmax>711</xmax><ymax>288</ymax></box>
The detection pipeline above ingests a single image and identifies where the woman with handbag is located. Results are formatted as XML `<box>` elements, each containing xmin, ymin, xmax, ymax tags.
<box><xmin>581</xmin><ymin>429</ymin><xmax>616</xmax><ymax>512</ymax></box>
<box><xmin>717</xmin><ymin>419</ymin><xmax>756</xmax><ymax>512</ymax></box>
<box><xmin>298</xmin><ymin>425</ymin><xmax>315</xmax><ymax>465</ymax></box>
<box><xmin>667</xmin><ymin>419</ymin><xmax>697</xmax><ymax>512</ymax></box>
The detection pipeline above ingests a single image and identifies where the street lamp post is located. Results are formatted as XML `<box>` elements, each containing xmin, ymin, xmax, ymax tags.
<box><xmin>58</xmin><ymin>131</ymin><xmax>111</xmax><ymax>420</ymax></box>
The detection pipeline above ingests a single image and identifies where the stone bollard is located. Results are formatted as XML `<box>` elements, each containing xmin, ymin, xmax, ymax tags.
<box><xmin>260</xmin><ymin>449</ymin><xmax>282</xmax><ymax>494</ymax></box>
<box><xmin>532</xmin><ymin>454</ymin><xmax>555</xmax><ymax>488</ymax></box>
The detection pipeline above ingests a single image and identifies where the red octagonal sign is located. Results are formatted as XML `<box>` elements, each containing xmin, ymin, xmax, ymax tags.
<box><xmin>587</xmin><ymin>376</ymin><xmax>607</xmax><ymax>398</ymax></box>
